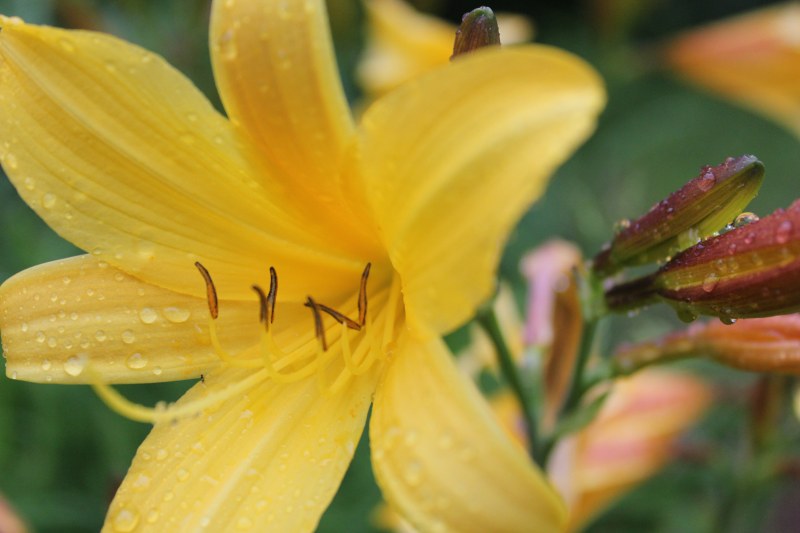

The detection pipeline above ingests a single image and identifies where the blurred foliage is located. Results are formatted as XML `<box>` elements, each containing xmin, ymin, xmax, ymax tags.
<box><xmin>0</xmin><ymin>0</ymin><xmax>799</xmax><ymax>531</ymax></box>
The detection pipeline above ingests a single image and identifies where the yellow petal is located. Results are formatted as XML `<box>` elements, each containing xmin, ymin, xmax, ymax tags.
<box><xmin>350</xmin><ymin>46</ymin><xmax>604</xmax><ymax>335</ymax></box>
<box><xmin>0</xmin><ymin>255</ymin><xmax>260</xmax><ymax>384</ymax></box>
<box><xmin>209</xmin><ymin>0</ymin><xmax>355</xmax><ymax>205</ymax></box>
<box><xmin>0</xmin><ymin>16</ymin><xmax>366</xmax><ymax>302</ymax></box>
<box><xmin>104</xmin><ymin>365</ymin><xmax>378</xmax><ymax>532</ymax></box>
<box><xmin>666</xmin><ymin>3</ymin><xmax>800</xmax><ymax>138</ymax></box>
<box><xmin>370</xmin><ymin>332</ymin><xmax>566</xmax><ymax>532</ymax></box>
<box><xmin>547</xmin><ymin>370</ymin><xmax>712</xmax><ymax>531</ymax></box>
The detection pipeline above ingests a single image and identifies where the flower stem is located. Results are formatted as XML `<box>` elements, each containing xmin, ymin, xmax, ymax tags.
<box><xmin>559</xmin><ymin>318</ymin><xmax>599</xmax><ymax>417</ymax></box>
<box><xmin>476</xmin><ymin>308</ymin><xmax>542</xmax><ymax>464</ymax></box>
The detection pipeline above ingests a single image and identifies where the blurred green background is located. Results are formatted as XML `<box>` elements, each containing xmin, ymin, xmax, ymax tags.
<box><xmin>1</xmin><ymin>0</ymin><xmax>799</xmax><ymax>531</ymax></box>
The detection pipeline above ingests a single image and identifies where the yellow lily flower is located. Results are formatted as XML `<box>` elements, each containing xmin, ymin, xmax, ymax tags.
<box><xmin>358</xmin><ymin>0</ymin><xmax>533</xmax><ymax>98</ymax></box>
<box><xmin>0</xmin><ymin>1</ymin><xmax>603</xmax><ymax>531</ymax></box>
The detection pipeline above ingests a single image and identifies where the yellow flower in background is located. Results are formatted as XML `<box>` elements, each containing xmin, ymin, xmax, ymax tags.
<box><xmin>0</xmin><ymin>0</ymin><xmax>603</xmax><ymax>531</ymax></box>
<box><xmin>358</xmin><ymin>0</ymin><xmax>533</xmax><ymax>97</ymax></box>
<box><xmin>666</xmin><ymin>3</ymin><xmax>800</xmax><ymax>138</ymax></box>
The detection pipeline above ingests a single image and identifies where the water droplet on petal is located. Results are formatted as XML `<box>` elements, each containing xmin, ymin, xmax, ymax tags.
<box><xmin>59</xmin><ymin>38</ymin><xmax>76</xmax><ymax>52</ymax></box>
<box><xmin>4</xmin><ymin>153</ymin><xmax>18</xmax><ymax>169</ymax></box>
<box><xmin>698</xmin><ymin>171</ymin><xmax>716</xmax><ymax>191</ymax></box>
<box><xmin>121</xmin><ymin>330</ymin><xmax>136</xmax><ymax>344</ymax></box>
<box><xmin>146</xmin><ymin>509</ymin><xmax>160</xmax><ymax>524</ymax></box>
<box><xmin>111</xmin><ymin>508</ymin><xmax>139</xmax><ymax>532</ymax></box>
<box><xmin>41</xmin><ymin>359</ymin><xmax>52</xmax><ymax>371</ymax></box>
<box><xmin>163</xmin><ymin>307</ymin><xmax>190</xmax><ymax>323</ymax></box>
<box><xmin>776</xmin><ymin>220</ymin><xmax>793</xmax><ymax>244</ymax></box>
<box><xmin>177</xmin><ymin>468</ymin><xmax>190</xmax><ymax>481</ymax></box>
<box><xmin>702</xmin><ymin>273</ymin><xmax>719</xmax><ymax>293</ymax></box>
<box><xmin>236</xmin><ymin>517</ymin><xmax>253</xmax><ymax>530</ymax></box>
<box><xmin>23</xmin><ymin>177</ymin><xmax>35</xmax><ymax>190</ymax></box>
<box><xmin>64</xmin><ymin>354</ymin><xmax>87</xmax><ymax>376</ymax></box>
<box><xmin>139</xmin><ymin>307</ymin><xmax>158</xmax><ymax>324</ymax></box>
<box><xmin>42</xmin><ymin>193</ymin><xmax>56</xmax><ymax>209</ymax></box>
<box><xmin>35</xmin><ymin>331</ymin><xmax>46</xmax><ymax>343</ymax></box>
<box><xmin>218</xmin><ymin>30</ymin><xmax>238</xmax><ymax>60</ymax></box>
<box><xmin>403</xmin><ymin>461</ymin><xmax>423</xmax><ymax>486</ymax></box>
<box><xmin>126</xmin><ymin>353</ymin><xmax>147</xmax><ymax>370</ymax></box>
<box><xmin>95</xmin><ymin>330</ymin><xmax>107</xmax><ymax>342</ymax></box>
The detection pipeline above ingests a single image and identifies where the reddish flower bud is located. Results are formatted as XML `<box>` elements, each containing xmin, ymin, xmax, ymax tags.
<box><xmin>451</xmin><ymin>7</ymin><xmax>501</xmax><ymax>59</ymax></box>
<box><xmin>594</xmin><ymin>155</ymin><xmax>764</xmax><ymax>276</ymax></box>
<box><xmin>654</xmin><ymin>200</ymin><xmax>800</xmax><ymax>322</ymax></box>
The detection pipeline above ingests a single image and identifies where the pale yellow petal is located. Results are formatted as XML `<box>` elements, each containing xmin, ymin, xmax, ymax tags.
<box><xmin>104</xmin><ymin>365</ymin><xmax>378</xmax><ymax>532</ymax></box>
<box><xmin>0</xmin><ymin>16</ymin><xmax>368</xmax><ymax>302</ymax></box>
<box><xmin>370</xmin><ymin>332</ymin><xmax>566</xmax><ymax>532</ymax></box>
<box><xmin>0</xmin><ymin>255</ymin><xmax>260</xmax><ymax>384</ymax></box>
<box><xmin>350</xmin><ymin>46</ymin><xmax>604</xmax><ymax>335</ymax></box>
<box><xmin>210</xmin><ymin>0</ymin><xmax>355</xmax><ymax>206</ymax></box>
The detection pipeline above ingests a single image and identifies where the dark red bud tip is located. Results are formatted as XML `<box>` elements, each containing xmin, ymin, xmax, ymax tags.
<box><xmin>655</xmin><ymin>200</ymin><xmax>800</xmax><ymax>321</ymax></box>
<box><xmin>593</xmin><ymin>155</ymin><xmax>765</xmax><ymax>277</ymax></box>
<box><xmin>451</xmin><ymin>7</ymin><xmax>500</xmax><ymax>59</ymax></box>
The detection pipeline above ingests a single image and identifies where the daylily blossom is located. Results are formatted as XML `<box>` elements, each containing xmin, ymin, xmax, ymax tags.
<box><xmin>666</xmin><ymin>3</ymin><xmax>800</xmax><ymax>138</ymax></box>
<box><xmin>0</xmin><ymin>1</ymin><xmax>604</xmax><ymax>531</ymax></box>
<box><xmin>358</xmin><ymin>0</ymin><xmax>532</xmax><ymax>97</ymax></box>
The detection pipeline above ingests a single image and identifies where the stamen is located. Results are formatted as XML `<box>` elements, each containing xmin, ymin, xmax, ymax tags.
<box><xmin>359</xmin><ymin>263</ymin><xmax>371</xmax><ymax>326</ymax></box>
<box><xmin>315</xmin><ymin>302</ymin><xmax>362</xmax><ymax>330</ymax></box>
<box><xmin>194</xmin><ymin>262</ymin><xmax>218</xmax><ymax>319</ymax></box>
<box><xmin>208</xmin><ymin>317</ymin><xmax>261</xmax><ymax>368</ymax></box>
<box><xmin>306</xmin><ymin>296</ymin><xmax>328</xmax><ymax>351</ymax></box>
<box><xmin>267</xmin><ymin>266</ymin><xmax>277</xmax><ymax>324</ymax></box>
<box><xmin>252</xmin><ymin>285</ymin><xmax>269</xmax><ymax>329</ymax></box>
<box><xmin>90</xmin><ymin>368</ymin><xmax>268</xmax><ymax>423</ymax></box>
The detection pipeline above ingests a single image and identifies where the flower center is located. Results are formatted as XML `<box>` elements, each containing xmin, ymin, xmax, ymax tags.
<box><xmin>91</xmin><ymin>263</ymin><xmax>402</xmax><ymax>424</ymax></box>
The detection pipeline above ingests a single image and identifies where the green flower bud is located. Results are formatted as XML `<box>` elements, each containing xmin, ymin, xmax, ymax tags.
<box><xmin>593</xmin><ymin>155</ymin><xmax>765</xmax><ymax>276</ymax></box>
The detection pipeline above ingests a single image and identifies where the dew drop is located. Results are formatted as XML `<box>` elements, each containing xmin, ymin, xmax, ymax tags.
<box><xmin>218</xmin><ymin>30</ymin><xmax>238</xmax><ymax>60</ymax></box>
<box><xmin>776</xmin><ymin>220</ymin><xmax>793</xmax><ymax>244</ymax></box>
<box><xmin>702</xmin><ymin>273</ymin><xmax>719</xmax><ymax>293</ymax></box>
<box><xmin>10</xmin><ymin>371</ymin><xmax>17</xmax><ymax>380</ymax></box>
<box><xmin>163</xmin><ymin>307</ymin><xmax>191</xmax><ymax>323</ymax></box>
<box><xmin>132</xmin><ymin>473</ymin><xmax>151</xmax><ymax>490</ymax></box>
<box><xmin>41</xmin><ymin>359</ymin><xmax>52</xmax><ymax>371</ymax></box>
<box><xmin>676</xmin><ymin>306</ymin><xmax>698</xmax><ymax>323</ymax></box>
<box><xmin>47</xmin><ymin>337</ymin><xmax>57</xmax><ymax>348</ymax></box>
<box><xmin>156</xmin><ymin>448</ymin><xmax>168</xmax><ymax>461</ymax></box>
<box><xmin>20</xmin><ymin>322</ymin><xmax>28</xmax><ymax>332</ymax></box>
<box><xmin>35</xmin><ymin>331</ymin><xmax>46</xmax><ymax>343</ymax></box>
<box><xmin>734</xmin><ymin>212</ymin><xmax>759</xmax><ymax>228</ymax></box>
<box><xmin>139</xmin><ymin>307</ymin><xmax>158</xmax><ymax>324</ymax></box>
<box><xmin>4</xmin><ymin>153</ymin><xmax>18</xmax><ymax>169</ymax></box>
<box><xmin>146</xmin><ymin>509</ymin><xmax>160</xmax><ymax>524</ymax></box>
<box><xmin>41</xmin><ymin>193</ymin><xmax>56</xmax><ymax>209</ymax></box>
<box><xmin>403</xmin><ymin>461</ymin><xmax>423</xmax><ymax>486</ymax></box>
<box><xmin>153</xmin><ymin>366</ymin><xmax>163</xmax><ymax>377</ymax></box>
<box><xmin>95</xmin><ymin>330</ymin><xmax>107</xmax><ymax>342</ymax></box>
<box><xmin>176</xmin><ymin>468</ymin><xmax>190</xmax><ymax>481</ymax></box>
<box><xmin>64</xmin><ymin>354</ymin><xmax>87</xmax><ymax>376</ymax></box>
<box><xmin>121</xmin><ymin>330</ymin><xmax>136</xmax><ymax>344</ymax></box>
<box><xmin>744</xmin><ymin>232</ymin><xmax>756</xmax><ymax>245</ymax></box>
<box><xmin>23</xmin><ymin>177</ymin><xmax>35</xmax><ymax>190</ymax></box>
<box><xmin>698</xmin><ymin>171</ymin><xmax>716</xmax><ymax>191</ymax></box>
<box><xmin>126</xmin><ymin>352</ymin><xmax>148</xmax><ymax>370</ymax></box>
<box><xmin>111</xmin><ymin>508</ymin><xmax>139</xmax><ymax>532</ymax></box>
<box><xmin>719</xmin><ymin>316</ymin><xmax>737</xmax><ymax>325</ymax></box>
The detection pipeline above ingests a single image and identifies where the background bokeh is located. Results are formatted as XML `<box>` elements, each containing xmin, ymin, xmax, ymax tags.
<box><xmin>1</xmin><ymin>0</ymin><xmax>799</xmax><ymax>531</ymax></box>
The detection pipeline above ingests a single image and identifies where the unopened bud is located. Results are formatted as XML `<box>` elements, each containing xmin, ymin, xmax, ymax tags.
<box><xmin>593</xmin><ymin>155</ymin><xmax>765</xmax><ymax>276</ymax></box>
<box><xmin>615</xmin><ymin>316</ymin><xmax>800</xmax><ymax>375</ymax></box>
<box><xmin>654</xmin><ymin>199</ymin><xmax>800</xmax><ymax>322</ymax></box>
<box><xmin>451</xmin><ymin>7</ymin><xmax>500</xmax><ymax>59</ymax></box>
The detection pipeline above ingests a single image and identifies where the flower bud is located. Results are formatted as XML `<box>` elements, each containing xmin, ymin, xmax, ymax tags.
<box><xmin>593</xmin><ymin>155</ymin><xmax>765</xmax><ymax>276</ymax></box>
<box><xmin>451</xmin><ymin>7</ymin><xmax>501</xmax><ymax>59</ymax></box>
<box><xmin>654</xmin><ymin>199</ymin><xmax>800</xmax><ymax>322</ymax></box>
<box><xmin>614</xmin><ymin>316</ymin><xmax>800</xmax><ymax>375</ymax></box>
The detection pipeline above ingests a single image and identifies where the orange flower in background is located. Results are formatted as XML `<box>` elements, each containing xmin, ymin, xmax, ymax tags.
<box><xmin>666</xmin><ymin>3</ymin><xmax>800</xmax><ymax>138</ymax></box>
<box><xmin>547</xmin><ymin>370</ymin><xmax>712</xmax><ymax>531</ymax></box>
<box><xmin>0</xmin><ymin>0</ymin><xmax>604</xmax><ymax>530</ymax></box>
<box><xmin>0</xmin><ymin>494</ymin><xmax>28</xmax><ymax>533</ymax></box>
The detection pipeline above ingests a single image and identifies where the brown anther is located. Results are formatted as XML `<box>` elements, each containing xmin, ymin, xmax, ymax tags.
<box><xmin>194</xmin><ymin>262</ymin><xmax>219</xmax><ymax>319</ymax></box>
<box><xmin>306</xmin><ymin>297</ymin><xmax>328</xmax><ymax>351</ymax></box>
<box><xmin>251</xmin><ymin>285</ymin><xmax>269</xmax><ymax>330</ymax></box>
<box><xmin>268</xmin><ymin>266</ymin><xmax>277</xmax><ymax>324</ymax></box>
<box><xmin>359</xmin><ymin>263</ymin><xmax>371</xmax><ymax>327</ymax></box>
<box><xmin>316</xmin><ymin>303</ymin><xmax>362</xmax><ymax>330</ymax></box>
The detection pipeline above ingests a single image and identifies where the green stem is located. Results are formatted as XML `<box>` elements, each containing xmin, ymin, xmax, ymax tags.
<box><xmin>476</xmin><ymin>308</ymin><xmax>542</xmax><ymax>464</ymax></box>
<box><xmin>559</xmin><ymin>318</ymin><xmax>599</xmax><ymax>417</ymax></box>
